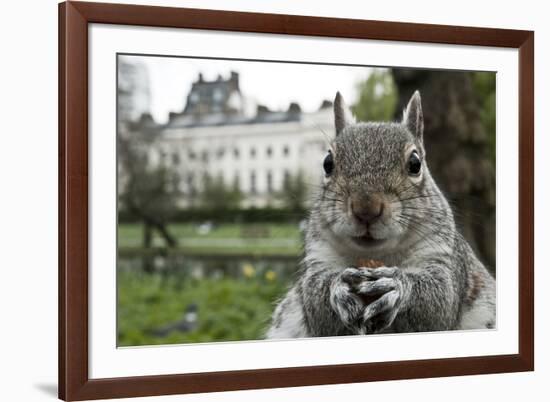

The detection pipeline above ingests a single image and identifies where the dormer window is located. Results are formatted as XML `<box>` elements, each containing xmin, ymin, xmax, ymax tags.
<box><xmin>213</xmin><ymin>88</ymin><xmax>224</xmax><ymax>102</ymax></box>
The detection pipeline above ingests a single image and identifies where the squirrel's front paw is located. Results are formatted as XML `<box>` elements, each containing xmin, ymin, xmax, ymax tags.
<box><xmin>354</xmin><ymin>267</ymin><xmax>409</xmax><ymax>333</ymax></box>
<box><xmin>330</xmin><ymin>268</ymin><xmax>366</xmax><ymax>331</ymax></box>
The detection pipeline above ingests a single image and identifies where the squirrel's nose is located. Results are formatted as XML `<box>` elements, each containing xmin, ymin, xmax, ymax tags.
<box><xmin>350</xmin><ymin>194</ymin><xmax>385</xmax><ymax>225</ymax></box>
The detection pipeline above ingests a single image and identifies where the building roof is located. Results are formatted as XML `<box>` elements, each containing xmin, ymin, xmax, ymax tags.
<box><xmin>117</xmin><ymin>70</ymin><xmax>337</xmax><ymax>132</ymax></box>
<box><xmin>166</xmin><ymin>72</ymin><xmax>311</xmax><ymax>129</ymax></box>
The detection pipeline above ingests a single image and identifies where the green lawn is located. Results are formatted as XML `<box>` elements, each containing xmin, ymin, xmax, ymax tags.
<box><xmin>117</xmin><ymin>269</ymin><xmax>289</xmax><ymax>346</ymax></box>
<box><xmin>118</xmin><ymin>223</ymin><xmax>303</xmax><ymax>257</ymax></box>
<box><xmin>117</xmin><ymin>222</ymin><xmax>300</xmax><ymax>346</ymax></box>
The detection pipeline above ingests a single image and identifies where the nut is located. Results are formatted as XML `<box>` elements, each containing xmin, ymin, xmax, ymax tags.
<box><xmin>356</xmin><ymin>258</ymin><xmax>385</xmax><ymax>268</ymax></box>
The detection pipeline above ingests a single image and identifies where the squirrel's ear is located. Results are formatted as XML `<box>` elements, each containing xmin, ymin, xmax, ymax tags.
<box><xmin>403</xmin><ymin>90</ymin><xmax>424</xmax><ymax>141</ymax></box>
<box><xmin>334</xmin><ymin>91</ymin><xmax>355</xmax><ymax>136</ymax></box>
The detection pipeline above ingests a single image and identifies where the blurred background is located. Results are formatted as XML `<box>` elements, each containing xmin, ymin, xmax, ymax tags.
<box><xmin>117</xmin><ymin>55</ymin><xmax>496</xmax><ymax>346</ymax></box>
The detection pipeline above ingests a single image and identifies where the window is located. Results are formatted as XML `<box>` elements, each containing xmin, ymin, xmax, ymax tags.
<box><xmin>216</xmin><ymin>173</ymin><xmax>225</xmax><ymax>187</ymax></box>
<box><xmin>283</xmin><ymin>145</ymin><xmax>290</xmax><ymax>157</ymax></box>
<box><xmin>234</xmin><ymin>148</ymin><xmax>240</xmax><ymax>159</ymax></box>
<box><xmin>250</xmin><ymin>147</ymin><xmax>256</xmax><ymax>158</ymax></box>
<box><xmin>266</xmin><ymin>146</ymin><xmax>273</xmax><ymax>158</ymax></box>
<box><xmin>213</xmin><ymin>88</ymin><xmax>224</xmax><ymax>102</ymax></box>
<box><xmin>283</xmin><ymin>170</ymin><xmax>291</xmax><ymax>190</ymax></box>
<box><xmin>172</xmin><ymin>153</ymin><xmax>180</xmax><ymax>165</ymax></box>
<box><xmin>202</xmin><ymin>172</ymin><xmax>211</xmax><ymax>188</ymax></box>
<box><xmin>201</xmin><ymin>150</ymin><xmax>208</xmax><ymax>163</ymax></box>
<box><xmin>188</xmin><ymin>151</ymin><xmax>196</xmax><ymax>160</ymax></box>
<box><xmin>233</xmin><ymin>173</ymin><xmax>240</xmax><ymax>191</ymax></box>
<box><xmin>267</xmin><ymin>171</ymin><xmax>273</xmax><ymax>193</ymax></box>
<box><xmin>187</xmin><ymin>173</ymin><xmax>195</xmax><ymax>195</ymax></box>
<box><xmin>178</xmin><ymin>178</ymin><xmax>186</xmax><ymax>192</ymax></box>
<box><xmin>217</xmin><ymin>148</ymin><xmax>225</xmax><ymax>159</ymax></box>
<box><xmin>250</xmin><ymin>171</ymin><xmax>256</xmax><ymax>194</ymax></box>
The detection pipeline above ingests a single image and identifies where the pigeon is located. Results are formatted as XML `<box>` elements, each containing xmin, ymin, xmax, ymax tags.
<box><xmin>150</xmin><ymin>303</ymin><xmax>199</xmax><ymax>337</ymax></box>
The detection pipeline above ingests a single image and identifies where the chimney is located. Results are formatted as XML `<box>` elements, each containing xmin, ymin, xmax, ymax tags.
<box><xmin>230</xmin><ymin>71</ymin><xmax>239</xmax><ymax>90</ymax></box>
<box><xmin>256</xmin><ymin>104</ymin><xmax>270</xmax><ymax>115</ymax></box>
<box><xmin>288</xmin><ymin>102</ymin><xmax>302</xmax><ymax>114</ymax></box>
<box><xmin>319</xmin><ymin>99</ymin><xmax>333</xmax><ymax>110</ymax></box>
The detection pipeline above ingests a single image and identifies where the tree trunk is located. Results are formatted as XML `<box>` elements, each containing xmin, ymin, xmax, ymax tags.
<box><xmin>141</xmin><ymin>216</ymin><xmax>177</xmax><ymax>248</ymax></box>
<box><xmin>392</xmin><ymin>70</ymin><xmax>496</xmax><ymax>273</ymax></box>
<box><xmin>128</xmin><ymin>201</ymin><xmax>177</xmax><ymax>249</ymax></box>
<box><xmin>143</xmin><ymin>222</ymin><xmax>153</xmax><ymax>248</ymax></box>
<box><xmin>151</xmin><ymin>220</ymin><xmax>177</xmax><ymax>248</ymax></box>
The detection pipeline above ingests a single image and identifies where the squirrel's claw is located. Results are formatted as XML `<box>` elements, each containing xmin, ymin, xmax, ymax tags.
<box><xmin>362</xmin><ymin>289</ymin><xmax>401</xmax><ymax>333</ymax></box>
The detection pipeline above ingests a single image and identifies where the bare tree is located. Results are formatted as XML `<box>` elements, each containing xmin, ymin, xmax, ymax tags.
<box><xmin>279</xmin><ymin>171</ymin><xmax>308</xmax><ymax>212</ymax></box>
<box><xmin>118</xmin><ymin>114</ymin><xmax>178</xmax><ymax>248</ymax></box>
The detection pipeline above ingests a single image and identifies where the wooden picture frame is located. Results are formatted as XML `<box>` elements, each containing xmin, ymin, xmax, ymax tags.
<box><xmin>59</xmin><ymin>1</ymin><xmax>534</xmax><ymax>400</ymax></box>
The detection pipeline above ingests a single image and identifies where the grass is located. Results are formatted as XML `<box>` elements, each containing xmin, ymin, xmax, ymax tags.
<box><xmin>119</xmin><ymin>245</ymin><xmax>300</xmax><ymax>258</ymax></box>
<box><xmin>117</xmin><ymin>269</ymin><xmax>290</xmax><ymax>346</ymax></box>
<box><xmin>118</xmin><ymin>223</ymin><xmax>303</xmax><ymax>257</ymax></box>
<box><xmin>117</xmin><ymin>222</ymin><xmax>300</xmax><ymax>346</ymax></box>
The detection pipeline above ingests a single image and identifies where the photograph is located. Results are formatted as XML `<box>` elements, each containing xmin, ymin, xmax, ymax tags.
<box><xmin>116</xmin><ymin>54</ymin><xmax>497</xmax><ymax>347</ymax></box>
<box><xmin>54</xmin><ymin>1</ymin><xmax>537</xmax><ymax>399</ymax></box>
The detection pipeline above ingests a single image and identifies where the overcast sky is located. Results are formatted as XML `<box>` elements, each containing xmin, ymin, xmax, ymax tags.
<box><xmin>122</xmin><ymin>54</ymin><xmax>374</xmax><ymax>124</ymax></box>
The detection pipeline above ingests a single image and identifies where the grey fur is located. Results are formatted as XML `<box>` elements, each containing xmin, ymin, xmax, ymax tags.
<box><xmin>267</xmin><ymin>91</ymin><xmax>496</xmax><ymax>339</ymax></box>
<box><xmin>334</xmin><ymin>91</ymin><xmax>356</xmax><ymax>136</ymax></box>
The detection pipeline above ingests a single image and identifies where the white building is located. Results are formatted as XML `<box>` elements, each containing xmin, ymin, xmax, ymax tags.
<box><xmin>138</xmin><ymin>72</ymin><xmax>335</xmax><ymax>208</ymax></box>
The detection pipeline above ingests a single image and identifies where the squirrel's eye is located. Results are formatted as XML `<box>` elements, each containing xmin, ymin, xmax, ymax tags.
<box><xmin>407</xmin><ymin>151</ymin><xmax>421</xmax><ymax>176</ymax></box>
<box><xmin>323</xmin><ymin>151</ymin><xmax>334</xmax><ymax>176</ymax></box>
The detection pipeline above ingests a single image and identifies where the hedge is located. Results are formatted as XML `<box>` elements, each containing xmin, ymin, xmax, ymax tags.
<box><xmin>118</xmin><ymin>207</ymin><xmax>308</xmax><ymax>224</ymax></box>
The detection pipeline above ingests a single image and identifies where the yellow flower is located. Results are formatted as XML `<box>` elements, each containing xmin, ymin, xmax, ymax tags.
<box><xmin>265</xmin><ymin>270</ymin><xmax>276</xmax><ymax>281</ymax></box>
<box><xmin>242</xmin><ymin>263</ymin><xmax>255</xmax><ymax>278</ymax></box>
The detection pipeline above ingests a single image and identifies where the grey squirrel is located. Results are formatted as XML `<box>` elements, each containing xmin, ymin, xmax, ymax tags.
<box><xmin>267</xmin><ymin>91</ymin><xmax>496</xmax><ymax>338</ymax></box>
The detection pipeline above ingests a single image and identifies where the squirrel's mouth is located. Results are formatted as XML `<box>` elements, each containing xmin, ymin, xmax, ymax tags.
<box><xmin>350</xmin><ymin>231</ymin><xmax>387</xmax><ymax>247</ymax></box>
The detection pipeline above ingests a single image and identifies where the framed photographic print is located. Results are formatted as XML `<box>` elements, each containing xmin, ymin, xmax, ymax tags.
<box><xmin>59</xmin><ymin>1</ymin><xmax>534</xmax><ymax>400</ymax></box>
